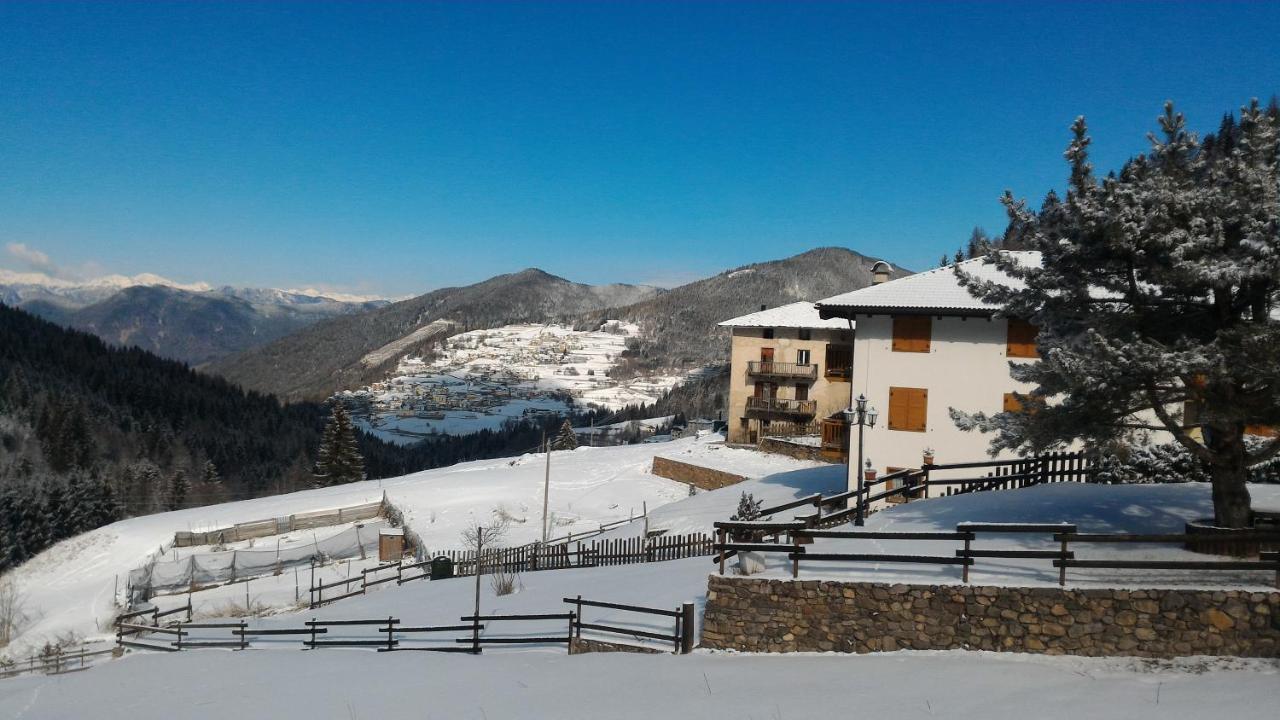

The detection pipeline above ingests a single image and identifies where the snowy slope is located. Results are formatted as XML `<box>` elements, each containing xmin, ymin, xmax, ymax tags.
<box><xmin>1</xmin><ymin>435</ymin><xmax>820</xmax><ymax>653</ymax></box>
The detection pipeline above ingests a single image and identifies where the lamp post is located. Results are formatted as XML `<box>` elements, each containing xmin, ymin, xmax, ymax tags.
<box><xmin>845</xmin><ymin>394</ymin><xmax>879</xmax><ymax>526</ymax></box>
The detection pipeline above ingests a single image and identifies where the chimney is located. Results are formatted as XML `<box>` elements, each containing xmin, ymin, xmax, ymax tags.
<box><xmin>871</xmin><ymin>261</ymin><xmax>891</xmax><ymax>286</ymax></box>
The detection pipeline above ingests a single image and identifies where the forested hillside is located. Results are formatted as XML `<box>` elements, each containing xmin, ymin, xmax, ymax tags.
<box><xmin>574</xmin><ymin>247</ymin><xmax>909</xmax><ymax>375</ymax></box>
<box><xmin>210</xmin><ymin>269</ymin><xmax>662</xmax><ymax>402</ymax></box>
<box><xmin>0</xmin><ymin>303</ymin><xmax>621</xmax><ymax>573</ymax></box>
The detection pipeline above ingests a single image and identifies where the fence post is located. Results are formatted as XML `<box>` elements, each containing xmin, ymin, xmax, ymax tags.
<box><xmin>962</xmin><ymin>533</ymin><xmax>971</xmax><ymax>584</ymax></box>
<box><xmin>680</xmin><ymin>602</ymin><xmax>695</xmax><ymax>655</ymax></box>
<box><xmin>309</xmin><ymin>618</ymin><xmax>317</xmax><ymax>649</ymax></box>
<box><xmin>239</xmin><ymin>621</ymin><xmax>247</xmax><ymax>651</ymax></box>
<box><xmin>567</xmin><ymin>612</ymin><xmax>576</xmax><ymax>655</ymax></box>
<box><xmin>791</xmin><ymin>533</ymin><xmax>800</xmax><ymax>579</ymax></box>
<box><xmin>574</xmin><ymin>595</ymin><xmax>583</xmax><ymax>640</ymax></box>
<box><xmin>1058</xmin><ymin>534</ymin><xmax>1069</xmax><ymax>587</ymax></box>
<box><xmin>386</xmin><ymin>616</ymin><xmax>395</xmax><ymax>652</ymax></box>
<box><xmin>716</xmin><ymin>528</ymin><xmax>725</xmax><ymax>576</ymax></box>
<box><xmin>174</xmin><ymin>622</ymin><xmax>183</xmax><ymax>651</ymax></box>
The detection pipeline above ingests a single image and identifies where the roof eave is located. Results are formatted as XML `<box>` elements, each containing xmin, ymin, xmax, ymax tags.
<box><xmin>817</xmin><ymin>304</ymin><xmax>997</xmax><ymax>319</ymax></box>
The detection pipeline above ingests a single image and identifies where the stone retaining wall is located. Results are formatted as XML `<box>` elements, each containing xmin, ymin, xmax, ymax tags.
<box><xmin>757</xmin><ymin>438</ymin><xmax>831</xmax><ymax>463</ymax></box>
<box><xmin>570</xmin><ymin>638</ymin><xmax>666</xmax><ymax>654</ymax></box>
<box><xmin>651</xmin><ymin>456</ymin><xmax>746</xmax><ymax>491</ymax></box>
<box><xmin>701</xmin><ymin>575</ymin><xmax>1279</xmax><ymax>658</ymax></box>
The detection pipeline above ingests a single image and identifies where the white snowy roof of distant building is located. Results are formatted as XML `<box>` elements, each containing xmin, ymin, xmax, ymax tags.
<box><xmin>816</xmin><ymin>251</ymin><xmax>1041</xmax><ymax>316</ymax></box>
<box><xmin>718</xmin><ymin>301</ymin><xmax>852</xmax><ymax>330</ymax></box>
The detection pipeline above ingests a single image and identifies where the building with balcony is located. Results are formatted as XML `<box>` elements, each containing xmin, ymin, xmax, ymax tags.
<box><xmin>719</xmin><ymin>302</ymin><xmax>855</xmax><ymax>459</ymax></box>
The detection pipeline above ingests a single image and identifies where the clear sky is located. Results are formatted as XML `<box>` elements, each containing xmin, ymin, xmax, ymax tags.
<box><xmin>1</xmin><ymin>1</ymin><xmax>1277</xmax><ymax>297</ymax></box>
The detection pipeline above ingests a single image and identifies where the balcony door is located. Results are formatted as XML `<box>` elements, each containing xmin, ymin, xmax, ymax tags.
<box><xmin>753</xmin><ymin>381</ymin><xmax>777</xmax><ymax>399</ymax></box>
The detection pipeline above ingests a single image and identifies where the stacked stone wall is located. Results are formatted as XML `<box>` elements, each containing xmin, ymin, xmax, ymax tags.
<box><xmin>701</xmin><ymin>575</ymin><xmax>1279</xmax><ymax>658</ymax></box>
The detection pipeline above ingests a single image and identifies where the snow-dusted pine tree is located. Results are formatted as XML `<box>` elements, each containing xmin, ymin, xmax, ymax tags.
<box><xmin>313</xmin><ymin>402</ymin><xmax>365</xmax><ymax>487</ymax></box>
<box><xmin>551</xmin><ymin>419</ymin><xmax>577</xmax><ymax>451</ymax></box>
<box><xmin>952</xmin><ymin>99</ymin><xmax>1280</xmax><ymax>528</ymax></box>
<box><xmin>167</xmin><ymin>469</ymin><xmax>189</xmax><ymax>511</ymax></box>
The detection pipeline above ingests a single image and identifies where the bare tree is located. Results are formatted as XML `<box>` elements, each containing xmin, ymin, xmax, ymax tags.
<box><xmin>461</xmin><ymin>515</ymin><xmax>509</xmax><ymax>650</ymax></box>
<box><xmin>0</xmin><ymin>580</ymin><xmax>29</xmax><ymax>647</ymax></box>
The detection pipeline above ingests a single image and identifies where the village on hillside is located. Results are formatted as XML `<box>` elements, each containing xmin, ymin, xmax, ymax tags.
<box><xmin>344</xmin><ymin>322</ymin><xmax>707</xmax><ymax>443</ymax></box>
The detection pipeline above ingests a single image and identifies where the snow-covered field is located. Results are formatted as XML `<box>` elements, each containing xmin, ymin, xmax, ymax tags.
<box><xmin>346</xmin><ymin>323</ymin><xmax>710</xmax><ymax>442</ymax></box>
<box><xmin>2</xmin><ymin>639</ymin><xmax>1275</xmax><ymax>719</ymax></box>
<box><xmin>0</xmin><ymin>435</ymin><xmax>822</xmax><ymax>654</ymax></box>
<box><xmin>5</xmin><ymin>443</ymin><xmax>1280</xmax><ymax>716</ymax></box>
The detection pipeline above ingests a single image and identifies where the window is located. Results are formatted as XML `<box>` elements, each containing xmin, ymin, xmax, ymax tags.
<box><xmin>796</xmin><ymin>349</ymin><xmax>811</xmax><ymax>365</ymax></box>
<box><xmin>888</xmin><ymin>386</ymin><xmax>928</xmax><ymax>432</ymax></box>
<box><xmin>794</xmin><ymin>384</ymin><xmax>809</xmax><ymax>402</ymax></box>
<box><xmin>892</xmin><ymin>316</ymin><xmax>931</xmax><ymax>353</ymax></box>
<box><xmin>825</xmin><ymin>344</ymin><xmax>852</xmax><ymax>379</ymax></box>
<box><xmin>798</xmin><ymin>328</ymin><xmax>812</xmax><ymax>341</ymax></box>
<box><xmin>1006</xmin><ymin>319</ymin><xmax>1039</xmax><ymax>358</ymax></box>
<box><xmin>1003</xmin><ymin>393</ymin><xmax>1024</xmax><ymax>413</ymax></box>
<box><xmin>762</xmin><ymin>328</ymin><xmax>774</xmax><ymax>339</ymax></box>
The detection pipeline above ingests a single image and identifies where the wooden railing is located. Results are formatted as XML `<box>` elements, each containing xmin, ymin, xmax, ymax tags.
<box><xmin>746</xmin><ymin>361</ymin><xmax>818</xmax><ymax>380</ymax></box>
<box><xmin>745</xmin><ymin>396</ymin><xmax>817</xmax><ymax>417</ymax></box>
<box><xmin>712</xmin><ymin>522</ymin><xmax>1280</xmax><ymax>587</ymax></box>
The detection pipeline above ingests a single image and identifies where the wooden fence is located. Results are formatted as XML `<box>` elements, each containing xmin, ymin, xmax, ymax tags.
<box><xmin>0</xmin><ymin>646</ymin><xmax>117</xmax><ymax>679</ymax></box>
<box><xmin>309</xmin><ymin>533</ymin><xmax>714</xmax><ymax>609</ymax></box>
<box><xmin>114</xmin><ymin>597</ymin><xmax>695</xmax><ymax>656</ymax></box>
<box><xmin>711</xmin><ymin>521</ymin><xmax>1280</xmax><ymax>588</ymax></box>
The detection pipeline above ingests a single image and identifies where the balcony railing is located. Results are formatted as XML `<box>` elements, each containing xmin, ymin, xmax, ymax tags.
<box><xmin>745</xmin><ymin>396</ymin><xmax>817</xmax><ymax>418</ymax></box>
<box><xmin>746</xmin><ymin>361</ymin><xmax>818</xmax><ymax>380</ymax></box>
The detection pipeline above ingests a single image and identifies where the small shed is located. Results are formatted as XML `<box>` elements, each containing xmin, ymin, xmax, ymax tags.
<box><xmin>378</xmin><ymin>528</ymin><xmax>406</xmax><ymax>562</ymax></box>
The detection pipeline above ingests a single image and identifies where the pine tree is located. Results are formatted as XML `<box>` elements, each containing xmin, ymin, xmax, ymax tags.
<box><xmin>202</xmin><ymin>460</ymin><xmax>222</xmax><ymax>488</ymax></box>
<box><xmin>314</xmin><ymin>403</ymin><xmax>364</xmax><ymax>486</ymax></box>
<box><xmin>168</xmin><ymin>470</ymin><xmax>189</xmax><ymax>511</ymax></box>
<box><xmin>551</xmin><ymin>419</ymin><xmax>578</xmax><ymax>451</ymax></box>
<box><xmin>953</xmin><ymin>100</ymin><xmax>1280</xmax><ymax>527</ymax></box>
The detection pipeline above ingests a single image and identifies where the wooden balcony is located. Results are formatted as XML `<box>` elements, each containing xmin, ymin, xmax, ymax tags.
<box><xmin>746</xmin><ymin>361</ymin><xmax>818</xmax><ymax>380</ymax></box>
<box><xmin>820</xmin><ymin>417</ymin><xmax>850</xmax><ymax>462</ymax></box>
<box><xmin>745</xmin><ymin>396</ymin><xmax>817</xmax><ymax>420</ymax></box>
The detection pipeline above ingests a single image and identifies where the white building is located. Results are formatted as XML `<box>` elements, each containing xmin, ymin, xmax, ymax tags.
<box><xmin>815</xmin><ymin>252</ymin><xmax>1042</xmax><ymax>488</ymax></box>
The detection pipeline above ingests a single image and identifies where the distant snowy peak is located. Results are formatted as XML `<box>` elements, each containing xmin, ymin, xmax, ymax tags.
<box><xmin>0</xmin><ymin>267</ymin><xmax>389</xmax><ymax>308</ymax></box>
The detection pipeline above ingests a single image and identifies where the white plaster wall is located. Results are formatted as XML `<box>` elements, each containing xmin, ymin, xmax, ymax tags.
<box><xmin>846</xmin><ymin>315</ymin><xmax>1036</xmax><ymax>490</ymax></box>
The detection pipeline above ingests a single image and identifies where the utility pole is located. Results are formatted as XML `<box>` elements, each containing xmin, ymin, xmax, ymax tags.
<box><xmin>542</xmin><ymin>431</ymin><xmax>551</xmax><ymax>544</ymax></box>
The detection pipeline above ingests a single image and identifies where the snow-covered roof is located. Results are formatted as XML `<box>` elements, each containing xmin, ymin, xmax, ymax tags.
<box><xmin>816</xmin><ymin>251</ymin><xmax>1041</xmax><ymax>316</ymax></box>
<box><xmin>718</xmin><ymin>301</ymin><xmax>853</xmax><ymax>330</ymax></box>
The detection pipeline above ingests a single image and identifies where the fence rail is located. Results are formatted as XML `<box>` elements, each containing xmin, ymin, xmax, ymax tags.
<box><xmin>712</xmin><ymin>520</ymin><xmax>1280</xmax><ymax>588</ymax></box>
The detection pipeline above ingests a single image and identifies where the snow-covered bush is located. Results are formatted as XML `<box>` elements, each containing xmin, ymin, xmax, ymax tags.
<box><xmin>730</xmin><ymin>492</ymin><xmax>762</xmax><ymax>521</ymax></box>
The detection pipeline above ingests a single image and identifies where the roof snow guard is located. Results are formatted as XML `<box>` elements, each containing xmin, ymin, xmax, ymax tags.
<box><xmin>815</xmin><ymin>251</ymin><xmax>1041</xmax><ymax>318</ymax></box>
<box><xmin>718</xmin><ymin>301</ymin><xmax>852</xmax><ymax>330</ymax></box>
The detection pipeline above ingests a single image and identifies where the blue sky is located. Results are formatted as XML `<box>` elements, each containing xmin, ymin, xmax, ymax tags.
<box><xmin>1</xmin><ymin>1</ymin><xmax>1277</xmax><ymax>297</ymax></box>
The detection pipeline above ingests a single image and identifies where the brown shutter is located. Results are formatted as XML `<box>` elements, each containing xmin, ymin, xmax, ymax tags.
<box><xmin>892</xmin><ymin>316</ymin><xmax>932</xmax><ymax>353</ymax></box>
<box><xmin>1003</xmin><ymin>393</ymin><xmax>1023</xmax><ymax>413</ymax></box>
<box><xmin>1006</xmin><ymin>319</ymin><xmax>1039</xmax><ymax>358</ymax></box>
<box><xmin>888</xmin><ymin>387</ymin><xmax>927</xmax><ymax>432</ymax></box>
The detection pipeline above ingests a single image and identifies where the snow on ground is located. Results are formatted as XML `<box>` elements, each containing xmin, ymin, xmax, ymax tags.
<box><xmin>1</xmin><ymin>642</ymin><xmax>1275</xmax><ymax>719</ymax></box>
<box><xmin>750</xmin><ymin>482</ymin><xmax>1280</xmax><ymax>590</ymax></box>
<box><xmin>1</xmin><ymin>435</ymin><xmax>819</xmax><ymax>654</ymax></box>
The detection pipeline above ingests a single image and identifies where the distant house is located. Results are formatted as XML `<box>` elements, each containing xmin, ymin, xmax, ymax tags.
<box><xmin>718</xmin><ymin>301</ymin><xmax>857</xmax><ymax>460</ymax></box>
<box><xmin>815</xmin><ymin>253</ymin><xmax>1042</xmax><ymax>484</ymax></box>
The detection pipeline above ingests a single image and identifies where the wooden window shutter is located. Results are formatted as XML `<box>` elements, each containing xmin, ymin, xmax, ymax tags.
<box><xmin>888</xmin><ymin>387</ymin><xmax>928</xmax><ymax>432</ymax></box>
<box><xmin>1003</xmin><ymin>393</ymin><xmax>1023</xmax><ymax>413</ymax></box>
<box><xmin>1006</xmin><ymin>319</ymin><xmax>1039</xmax><ymax>358</ymax></box>
<box><xmin>892</xmin><ymin>316</ymin><xmax>931</xmax><ymax>353</ymax></box>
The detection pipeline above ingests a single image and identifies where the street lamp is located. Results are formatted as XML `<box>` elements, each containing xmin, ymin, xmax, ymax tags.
<box><xmin>845</xmin><ymin>394</ymin><xmax>878</xmax><ymax>526</ymax></box>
